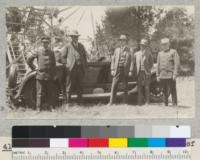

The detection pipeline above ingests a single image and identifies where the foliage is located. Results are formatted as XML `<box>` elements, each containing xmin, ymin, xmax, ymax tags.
<box><xmin>95</xmin><ymin>6</ymin><xmax>194</xmax><ymax>75</ymax></box>
<box><xmin>6</xmin><ymin>7</ymin><xmax>22</xmax><ymax>32</ymax></box>
<box><xmin>152</xmin><ymin>7</ymin><xmax>194</xmax><ymax>74</ymax></box>
<box><xmin>6</xmin><ymin>7</ymin><xmax>60</xmax><ymax>43</ymax></box>
<box><xmin>94</xmin><ymin>6</ymin><xmax>163</xmax><ymax>58</ymax></box>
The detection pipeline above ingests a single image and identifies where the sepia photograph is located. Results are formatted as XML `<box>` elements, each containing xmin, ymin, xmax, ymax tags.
<box><xmin>5</xmin><ymin>6</ymin><xmax>195</xmax><ymax>119</ymax></box>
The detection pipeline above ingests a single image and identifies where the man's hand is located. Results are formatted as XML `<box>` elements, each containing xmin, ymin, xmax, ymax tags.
<box><xmin>128</xmin><ymin>71</ymin><xmax>132</xmax><ymax>77</ymax></box>
<box><xmin>29</xmin><ymin>64</ymin><xmax>36</xmax><ymax>71</ymax></box>
<box><xmin>173</xmin><ymin>75</ymin><xmax>177</xmax><ymax>80</ymax></box>
<box><xmin>157</xmin><ymin>77</ymin><xmax>160</xmax><ymax>82</ymax></box>
<box><xmin>111</xmin><ymin>71</ymin><xmax>115</xmax><ymax>76</ymax></box>
<box><xmin>53</xmin><ymin>76</ymin><xmax>58</xmax><ymax>81</ymax></box>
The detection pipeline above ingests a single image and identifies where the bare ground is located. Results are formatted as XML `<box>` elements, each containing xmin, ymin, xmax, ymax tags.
<box><xmin>5</xmin><ymin>77</ymin><xmax>195</xmax><ymax>119</ymax></box>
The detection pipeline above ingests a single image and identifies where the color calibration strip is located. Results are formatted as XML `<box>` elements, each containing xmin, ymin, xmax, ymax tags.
<box><xmin>12</xmin><ymin>138</ymin><xmax>187</xmax><ymax>148</ymax></box>
<box><xmin>12</xmin><ymin>126</ymin><xmax>190</xmax><ymax>148</ymax></box>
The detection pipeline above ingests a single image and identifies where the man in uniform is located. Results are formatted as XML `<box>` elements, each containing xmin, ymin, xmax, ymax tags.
<box><xmin>60</xmin><ymin>30</ymin><xmax>87</xmax><ymax>104</ymax></box>
<box><xmin>109</xmin><ymin>34</ymin><xmax>132</xmax><ymax>105</ymax></box>
<box><xmin>27</xmin><ymin>36</ymin><xmax>56</xmax><ymax>111</ymax></box>
<box><xmin>156</xmin><ymin>38</ymin><xmax>180</xmax><ymax>106</ymax></box>
<box><xmin>131</xmin><ymin>39</ymin><xmax>153</xmax><ymax>106</ymax></box>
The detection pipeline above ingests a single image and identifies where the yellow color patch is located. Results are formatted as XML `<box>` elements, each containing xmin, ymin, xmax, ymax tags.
<box><xmin>109</xmin><ymin>138</ymin><xmax>128</xmax><ymax>147</ymax></box>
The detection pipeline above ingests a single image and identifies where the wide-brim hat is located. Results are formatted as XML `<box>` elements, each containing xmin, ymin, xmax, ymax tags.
<box><xmin>69</xmin><ymin>30</ymin><xmax>80</xmax><ymax>36</ymax></box>
<box><xmin>119</xmin><ymin>34</ymin><xmax>127</xmax><ymax>40</ymax></box>
<box><xmin>140</xmin><ymin>39</ymin><xmax>148</xmax><ymax>46</ymax></box>
<box><xmin>161</xmin><ymin>38</ymin><xmax>170</xmax><ymax>44</ymax></box>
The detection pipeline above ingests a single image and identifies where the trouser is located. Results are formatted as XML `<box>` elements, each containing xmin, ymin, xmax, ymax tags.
<box><xmin>36</xmin><ymin>79</ymin><xmax>55</xmax><ymax>110</ymax></box>
<box><xmin>137</xmin><ymin>71</ymin><xmax>150</xmax><ymax>105</ymax></box>
<box><xmin>65</xmin><ymin>64</ymin><xmax>84</xmax><ymax>104</ymax></box>
<box><xmin>109</xmin><ymin>68</ymin><xmax>128</xmax><ymax>104</ymax></box>
<box><xmin>56</xmin><ymin>65</ymin><xmax>67</xmax><ymax>102</ymax></box>
<box><xmin>160</xmin><ymin>78</ymin><xmax>177</xmax><ymax>106</ymax></box>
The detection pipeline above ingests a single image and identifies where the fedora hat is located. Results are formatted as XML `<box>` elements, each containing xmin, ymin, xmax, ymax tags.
<box><xmin>69</xmin><ymin>30</ymin><xmax>80</xmax><ymax>36</ymax></box>
<box><xmin>119</xmin><ymin>34</ymin><xmax>127</xmax><ymax>40</ymax></box>
<box><xmin>140</xmin><ymin>39</ymin><xmax>148</xmax><ymax>46</ymax></box>
<box><xmin>161</xmin><ymin>38</ymin><xmax>170</xmax><ymax>44</ymax></box>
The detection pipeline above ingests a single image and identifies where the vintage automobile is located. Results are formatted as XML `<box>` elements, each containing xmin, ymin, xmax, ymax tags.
<box><xmin>8</xmin><ymin>61</ymin><xmax>163</xmax><ymax>109</ymax></box>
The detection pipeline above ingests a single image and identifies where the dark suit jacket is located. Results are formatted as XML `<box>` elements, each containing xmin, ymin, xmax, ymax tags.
<box><xmin>111</xmin><ymin>46</ymin><xmax>132</xmax><ymax>76</ymax></box>
<box><xmin>60</xmin><ymin>42</ymin><xmax>87</xmax><ymax>72</ymax></box>
<box><xmin>27</xmin><ymin>46</ymin><xmax>56</xmax><ymax>80</ymax></box>
<box><xmin>130</xmin><ymin>48</ymin><xmax>153</xmax><ymax>75</ymax></box>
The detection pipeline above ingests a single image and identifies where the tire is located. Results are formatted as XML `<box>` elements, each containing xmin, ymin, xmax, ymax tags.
<box><xmin>150</xmin><ymin>80</ymin><xmax>163</xmax><ymax>102</ymax></box>
<box><xmin>22</xmin><ymin>77</ymin><xmax>36</xmax><ymax>109</ymax></box>
<box><xmin>150</xmin><ymin>79</ymin><xmax>170</xmax><ymax>102</ymax></box>
<box><xmin>8</xmin><ymin>63</ymin><xmax>18</xmax><ymax>89</ymax></box>
<box><xmin>22</xmin><ymin>78</ymin><xmax>61</xmax><ymax>109</ymax></box>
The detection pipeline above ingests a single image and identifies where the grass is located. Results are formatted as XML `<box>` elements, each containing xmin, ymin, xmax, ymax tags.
<box><xmin>5</xmin><ymin>77</ymin><xmax>195</xmax><ymax>119</ymax></box>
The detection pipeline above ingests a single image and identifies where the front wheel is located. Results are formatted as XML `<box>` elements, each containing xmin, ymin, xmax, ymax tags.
<box><xmin>22</xmin><ymin>78</ymin><xmax>61</xmax><ymax>109</ymax></box>
<box><xmin>150</xmin><ymin>80</ymin><xmax>164</xmax><ymax>102</ymax></box>
<box><xmin>22</xmin><ymin>78</ymin><xmax>36</xmax><ymax>109</ymax></box>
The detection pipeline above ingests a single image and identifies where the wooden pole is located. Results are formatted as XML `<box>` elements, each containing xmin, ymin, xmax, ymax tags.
<box><xmin>50</xmin><ymin>11</ymin><xmax>54</xmax><ymax>49</ymax></box>
<box><xmin>90</xmin><ymin>8</ymin><xmax>98</xmax><ymax>58</ymax></box>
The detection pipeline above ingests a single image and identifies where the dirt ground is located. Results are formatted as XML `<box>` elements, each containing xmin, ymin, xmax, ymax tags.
<box><xmin>5</xmin><ymin>77</ymin><xmax>195</xmax><ymax>119</ymax></box>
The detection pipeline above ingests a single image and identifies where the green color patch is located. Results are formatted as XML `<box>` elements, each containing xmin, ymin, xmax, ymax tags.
<box><xmin>128</xmin><ymin>138</ymin><xmax>148</xmax><ymax>147</ymax></box>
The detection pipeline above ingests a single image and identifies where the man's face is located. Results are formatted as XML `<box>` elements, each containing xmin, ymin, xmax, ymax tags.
<box><xmin>71</xmin><ymin>36</ymin><xmax>79</xmax><ymax>43</ymax></box>
<box><xmin>120</xmin><ymin>39</ymin><xmax>127</xmax><ymax>46</ymax></box>
<box><xmin>42</xmin><ymin>41</ymin><xmax>49</xmax><ymax>49</ymax></box>
<box><xmin>140</xmin><ymin>44</ymin><xmax>146</xmax><ymax>51</ymax></box>
<box><xmin>162</xmin><ymin>42</ymin><xmax>170</xmax><ymax>51</ymax></box>
<box><xmin>58</xmin><ymin>41</ymin><xmax>63</xmax><ymax>47</ymax></box>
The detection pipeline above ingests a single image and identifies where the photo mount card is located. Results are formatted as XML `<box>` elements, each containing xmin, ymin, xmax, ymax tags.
<box><xmin>3</xmin><ymin>5</ymin><xmax>195</xmax><ymax>119</ymax></box>
<box><xmin>0</xmin><ymin>0</ymin><xmax>199</xmax><ymax>141</ymax></box>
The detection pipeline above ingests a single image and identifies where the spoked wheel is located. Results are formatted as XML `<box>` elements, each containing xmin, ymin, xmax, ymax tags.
<box><xmin>150</xmin><ymin>80</ymin><xmax>164</xmax><ymax>102</ymax></box>
<box><xmin>22</xmin><ymin>78</ymin><xmax>61</xmax><ymax>109</ymax></box>
<box><xmin>22</xmin><ymin>78</ymin><xmax>36</xmax><ymax>109</ymax></box>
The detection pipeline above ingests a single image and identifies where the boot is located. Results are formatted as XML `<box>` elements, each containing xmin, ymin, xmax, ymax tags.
<box><xmin>66</xmin><ymin>93</ymin><xmax>71</xmax><ymax>104</ymax></box>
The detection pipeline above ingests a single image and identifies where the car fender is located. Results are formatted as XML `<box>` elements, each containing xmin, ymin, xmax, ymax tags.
<box><xmin>8</xmin><ymin>63</ymin><xmax>18</xmax><ymax>89</ymax></box>
<box><xmin>14</xmin><ymin>70</ymin><xmax>36</xmax><ymax>99</ymax></box>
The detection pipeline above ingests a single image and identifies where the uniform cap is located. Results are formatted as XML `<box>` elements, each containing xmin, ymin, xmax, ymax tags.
<box><xmin>41</xmin><ymin>36</ymin><xmax>50</xmax><ymax>42</ymax></box>
<box><xmin>55</xmin><ymin>36</ymin><xmax>63</xmax><ymax>41</ymax></box>
<box><xmin>161</xmin><ymin>38</ymin><xmax>170</xmax><ymax>44</ymax></box>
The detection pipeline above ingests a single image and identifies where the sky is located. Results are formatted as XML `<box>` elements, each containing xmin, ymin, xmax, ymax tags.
<box><xmin>38</xmin><ymin>6</ymin><xmax>194</xmax><ymax>50</ymax></box>
<box><xmin>52</xmin><ymin>6</ymin><xmax>194</xmax><ymax>38</ymax></box>
<box><xmin>54</xmin><ymin>6</ymin><xmax>107</xmax><ymax>39</ymax></box>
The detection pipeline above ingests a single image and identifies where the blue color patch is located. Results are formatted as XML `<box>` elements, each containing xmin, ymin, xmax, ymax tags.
<box><xmin>148</xmin><ymin>138</ymin><xmax>166</xmax><ymax>147</ymax></box>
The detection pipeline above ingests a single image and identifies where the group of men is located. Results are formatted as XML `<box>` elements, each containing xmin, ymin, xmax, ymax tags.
<box><xmin>27</xmin><ymin>30</ymin><xmax>87</xmax><ymax>111</ymax></box>
<box><xmin>27</xmin><ymin>30</ymin><xmax>180</xmax><ymax>111</ymax></box>
<box><xmin>109</xmin><ymin>35</ymin><xmax>180</xmax><ymax>106</ymax></box>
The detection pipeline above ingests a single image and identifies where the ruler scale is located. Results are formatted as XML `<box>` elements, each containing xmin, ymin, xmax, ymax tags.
<box><xmin>12</xmin><ymin>148</ymin><xmax>191</xmax><ymax>160</ymax></box>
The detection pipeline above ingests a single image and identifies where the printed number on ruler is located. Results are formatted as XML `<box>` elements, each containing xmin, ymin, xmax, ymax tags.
<box><xmin>12</xmin><ymin>148</ymin><xmax>191</xmax><ymax>160</ymax></box>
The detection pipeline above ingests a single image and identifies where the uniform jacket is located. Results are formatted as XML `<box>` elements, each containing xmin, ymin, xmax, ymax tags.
<box><xmin>27</xmin><ymin>46</ymin><xmax>56</xmax><ymax>80</ymax></box>
<box><xmin>156</xmin><ymin>49</ymin><xmax>180</xmax><ymax>79</ymax></box>
<box><xmin>60</xmin><ymin>42</ymin><xmax>87</xmax><ymax>72</ymax></box>
<box><xmin>130</xmin><ymin>48</ymin><xmax>153</xmax><ymax>76</ymax></box>
<box><xmin>111</xmin><ymin>46</ymin><xmax>132</xmax><ymax>76</ymax></box>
